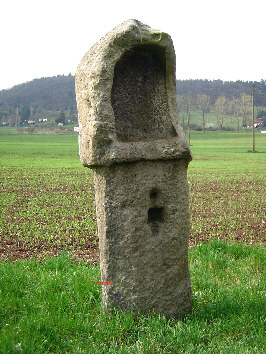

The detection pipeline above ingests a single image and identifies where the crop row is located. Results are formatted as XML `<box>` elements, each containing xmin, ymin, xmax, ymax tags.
<box><xmin>0</xmin><ymin>165</ymin><xmax>265</xmax><ymax>261</ymax></box>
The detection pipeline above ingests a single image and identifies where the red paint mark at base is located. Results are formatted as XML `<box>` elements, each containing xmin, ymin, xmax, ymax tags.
<box><xmin>95</xmin><ymin>281</ymin><xmax>113</xmax><ymax>285</ymax></box>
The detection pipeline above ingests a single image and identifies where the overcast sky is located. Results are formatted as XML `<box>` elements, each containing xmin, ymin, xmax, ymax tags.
<box><xmin>0</xmin><ymin>0</ymin><xmax>265</xmax><ymax>90</ymax></box>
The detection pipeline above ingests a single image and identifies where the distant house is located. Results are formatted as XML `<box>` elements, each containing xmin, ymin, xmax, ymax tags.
<box><xmin>254</xmin><ymin>119</ymin><xmax>262</xmax><ymax>127</ymax></box>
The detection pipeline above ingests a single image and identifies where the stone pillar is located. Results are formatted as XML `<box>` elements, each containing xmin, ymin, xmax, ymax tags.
<box><xmin>75</xmin><ymin>20</ymin><xmax>192</xmax><ymax>317</ymax></box>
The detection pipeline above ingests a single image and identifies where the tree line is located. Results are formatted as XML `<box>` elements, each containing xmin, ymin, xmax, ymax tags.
<box><xmin>0</xmin><ymin>76</ymin><xmax>265</xmax><ymax>129</ymax></box>
<box><xmin>177</xmin><ymin>93</ymin><xmax>266</xmax><ymax>131</ymax></box>
<box><xmin>176</xmin><ymin>79</ymin><xmax>266</xmax><ymax>107</ymax></box>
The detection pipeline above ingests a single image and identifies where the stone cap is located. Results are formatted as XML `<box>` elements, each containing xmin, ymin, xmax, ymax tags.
<box><xmin>75</xmin><ymin>19</ymin><xmax>192</xmax><ymax>167</ymax></box>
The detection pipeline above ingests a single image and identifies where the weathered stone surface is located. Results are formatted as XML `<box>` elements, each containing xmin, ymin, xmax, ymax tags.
<box><xmin>75</xmin><ymin>19</ymin><xmax>192</xmax><ymax>317</ymax></box>
<box><xmin>93</xmin><ymin>159</ymin><xmax>192</xmax><ymax>317</ymax></box>
<box><xmin>75</xmin><ymin>19</ymin><xmax>191</xmax><ymax>167</ymax></box>
<box><xmin>111</xmin><ymin>45</ymin><xmax>176</xmax><ymax>142</ymax></box>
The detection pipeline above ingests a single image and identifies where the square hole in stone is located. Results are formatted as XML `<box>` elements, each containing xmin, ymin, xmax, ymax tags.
<box><xmin>148</xmin><ymin>207</ymin><xmax>164</xmax><ymax>223</ymax></box>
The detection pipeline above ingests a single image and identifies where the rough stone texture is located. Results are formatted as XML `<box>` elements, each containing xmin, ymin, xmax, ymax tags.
<box><xmin>93</xmin><ymin>159</ymin><xmax>191</xmax><ymax>317</ymax></box>
<box><xmin>75</xmin><ymin>19</ymin><xmax>191</xmax><ymax>167</ymax></box>
<box><xmin>75</xmin><ymin>20</ymin><xmax>192</xmax><ymax>317</ymax></box>
<box><xmin>111</xmin><ymin>45</ymin><xmax>176</xmax><ymax>142</ymax></box>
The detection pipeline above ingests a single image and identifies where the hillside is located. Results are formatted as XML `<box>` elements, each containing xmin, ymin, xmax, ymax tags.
<box><xmin>176</xmin><ymin>79</ymin><xmax>266</xmax><ymax>106</ymax></box>
<box><xmin>0</xmin><ymin>75</ymin><xmax>77</xmax><ymax>125</ymax></box>
<box><xmin>0</xmin><ymin>75</ymin><xmax>265</xmax><ymax>128</ymax></box>
<box><xmin>0</xmin><ymin>75</ymin><xmax>76</xmax><ymax>112</ymax></box>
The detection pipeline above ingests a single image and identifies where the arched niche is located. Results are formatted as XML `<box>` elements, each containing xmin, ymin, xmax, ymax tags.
<box><xmin>111</xmin><ymin>44</ymin><xmax>177</xmax><ymax>142</ymax></box>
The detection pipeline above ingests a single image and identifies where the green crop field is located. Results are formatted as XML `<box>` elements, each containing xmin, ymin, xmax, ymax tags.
<box><xmin>188</xmin><ymin>131</ymin><xmax>265</xmax><ymax>246</ymax></box>
<box><xmin>0</xmin><ymin>130</ymin><xmax>265</xmax><ymax>260</ymax></box>
<box><xmin>0</xmin><ymin>129</ymin><xmax>265</xmax><ymax>352</ymax></box>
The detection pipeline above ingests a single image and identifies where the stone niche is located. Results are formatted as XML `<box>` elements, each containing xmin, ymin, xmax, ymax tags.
<box><xmin>75</xmin><ymin>20</ymin><xmax>192</xmax><ymax>318</ymax></box>
<box><xmin>111</xmin><ymin>44</ymin><xmax>176</xmax><ymax>142</ymax></box>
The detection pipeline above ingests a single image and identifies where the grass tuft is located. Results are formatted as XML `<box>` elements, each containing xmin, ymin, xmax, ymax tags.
<box><xmin>0</xmin><ymin>242</ymin><xmax>265</xmax><ymax>352</ymax></box>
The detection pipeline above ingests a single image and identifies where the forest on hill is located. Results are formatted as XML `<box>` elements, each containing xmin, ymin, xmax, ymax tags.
<box><xmin>0</xmin><ymin>75</ymin><xmax>265</xmax><ymax>130</ymax></box>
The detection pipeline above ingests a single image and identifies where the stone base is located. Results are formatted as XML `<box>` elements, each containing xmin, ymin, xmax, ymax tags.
<box><xmin>93</xmin><ymin>159</ymin><xmax>192</xmax><ymax>318</ymax></box>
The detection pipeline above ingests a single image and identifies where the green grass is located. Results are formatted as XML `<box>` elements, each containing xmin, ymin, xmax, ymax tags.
<box><xmin>187</xmin><ymin>131</ymin><xmax>265</xmax><ymax>246</ymax></box>
<box><xmin>0</xmin><ymin>133</ymin><xmax>80</xmax><ymax>168</ymax></box>
<box><xmin>0</xmin><ymin>132</ymin><xmax>265</xmax><ymax>261</ymax></box>
<box><xmin>0</xmin><ymin>131</ymin><xmax>265</xmax><ymax>352</ymax></box>
<box><xmin>0</xmin><ymin>242</ymin><xmax>265</xmax><ymax>353</ymax></box>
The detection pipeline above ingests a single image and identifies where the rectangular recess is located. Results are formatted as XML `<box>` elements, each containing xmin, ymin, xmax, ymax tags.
<box><xmin>148</xmin><ymin>207</ymin><xmax>164</xmax><ymax>223</ymax></box>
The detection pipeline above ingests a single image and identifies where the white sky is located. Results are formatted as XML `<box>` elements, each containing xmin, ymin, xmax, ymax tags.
<box><xmin>0</xmin><ymin>0</ymin><xmax>265</xmax><ymax>90</ymax></box>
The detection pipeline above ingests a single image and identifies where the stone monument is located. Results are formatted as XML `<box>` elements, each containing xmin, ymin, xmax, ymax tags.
<box><xmin>75</xmin><ymin>20</ymin><xmax>192</xmax><ymax>317</ymax></box>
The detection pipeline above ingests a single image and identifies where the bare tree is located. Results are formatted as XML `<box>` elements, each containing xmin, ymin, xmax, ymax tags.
<box><xmin>252</xmin><ymin>84</ymin><xmax>255</xmax><ymax>152</ymax></box>
<box><xmin>239</xmin><ymin>93</ymin><xmax>252</xmax><ymax>128</ymax></box>
<box><xmin>230</xmin><ymin>97</ymin><xmax>241</xmax><ymax>131</ymax></box>
<box><xmin>176</xmin><ymin>94</ymin><xmax>193</xmax><ymax>144</ymax></box>
<box><xmin>213</xmin><ymin>96</ymin><xmax>227</xmax><ymax>130</ymax></box>
<box><xmin>176</xmin><ymin>94</ymin><xmax>186</xmax><ymax>128</ymax></box>
<box><xmin>196</xmin><ymin>94</ymin><xmax>210</xmax><ymax>132</ymax></box>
